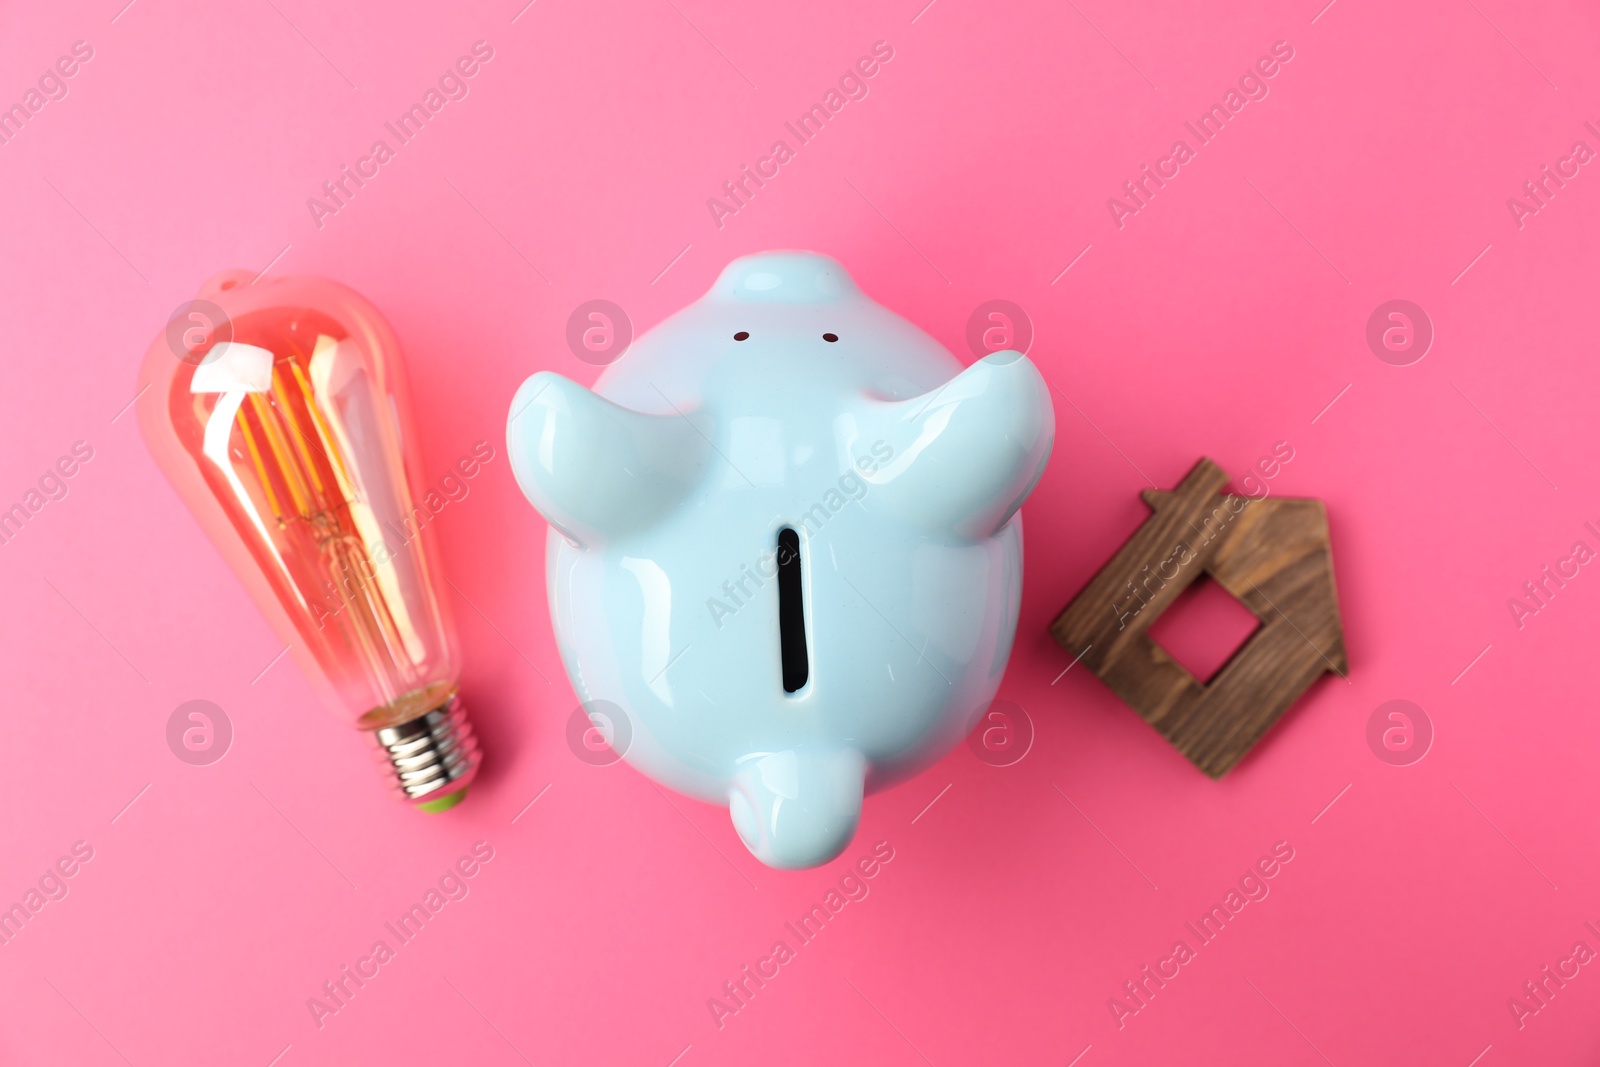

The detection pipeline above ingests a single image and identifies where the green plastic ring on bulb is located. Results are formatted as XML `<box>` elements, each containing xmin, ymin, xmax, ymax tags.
<box><xmin>417</xmin><ymin>787</ymin><xmax>468</xmax><ymax>812</ymax></box>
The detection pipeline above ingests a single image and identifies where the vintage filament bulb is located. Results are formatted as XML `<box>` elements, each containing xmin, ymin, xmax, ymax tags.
<box><xmin>137</xmin><ymin>271</ymin><xmax>478</xmax><ymax>810</ymax></box>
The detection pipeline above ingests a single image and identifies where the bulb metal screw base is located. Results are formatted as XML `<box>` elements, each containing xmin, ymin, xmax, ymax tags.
<box><xmin>374</xmin><ymin>693</ymin><xmax>480</xmax><ymax>807</ymax></box>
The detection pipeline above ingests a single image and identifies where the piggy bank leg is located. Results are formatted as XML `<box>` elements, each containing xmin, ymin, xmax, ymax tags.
<box><xmin>728</xmin><ymin>749</ymin><xmax>866</xmax><ymax>870</ymax></box>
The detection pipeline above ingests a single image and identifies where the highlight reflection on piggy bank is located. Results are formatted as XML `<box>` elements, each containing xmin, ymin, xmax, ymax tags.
<box><xmin>508</xmin><ymin>252</ymin><xmax>1054</xmax><ymax>869</ymax></box>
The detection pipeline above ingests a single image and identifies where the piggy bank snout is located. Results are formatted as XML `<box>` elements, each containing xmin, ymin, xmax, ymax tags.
<box><xmin>728</xmin><ymin>749</ymin><xmax>866</xmax><ymax>870</ymax></box>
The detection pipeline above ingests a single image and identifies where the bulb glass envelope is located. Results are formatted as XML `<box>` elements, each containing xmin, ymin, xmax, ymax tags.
<box><xmin>137</xmin><ymin>272</ymin><xmax>460</xmax><ymax>731</ymax></box>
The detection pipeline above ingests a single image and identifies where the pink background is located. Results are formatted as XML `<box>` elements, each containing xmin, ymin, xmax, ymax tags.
<box><xmin>2</xmin><ymin>0</ymin><xmax>1598</xmax><ymax>1063</ymax></box>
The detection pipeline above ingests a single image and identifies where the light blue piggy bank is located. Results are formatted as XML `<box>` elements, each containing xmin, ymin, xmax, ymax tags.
<box><xmin>508</xmin><ymin>252</ymin><xmax>1054</xmax><ymax>869</ymax></box>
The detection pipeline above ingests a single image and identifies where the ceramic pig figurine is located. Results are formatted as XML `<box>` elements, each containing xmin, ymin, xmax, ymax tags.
<box><xmin>507</xmin><ymin>252</ymin><xmax>1054</xmax><ymax>869</ymax></box>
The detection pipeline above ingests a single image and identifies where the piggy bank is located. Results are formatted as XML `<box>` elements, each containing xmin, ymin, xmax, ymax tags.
<box><xmin>507</xmin><ymin>252</ymin><xmax>1054</xmax><ymax>868</ymax></box>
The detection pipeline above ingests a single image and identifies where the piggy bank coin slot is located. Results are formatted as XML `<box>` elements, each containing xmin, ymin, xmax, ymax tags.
<box><xmin>777</xmin><ymin>527</ymin><xmax>808</xmax><ymax>693</ymax></box>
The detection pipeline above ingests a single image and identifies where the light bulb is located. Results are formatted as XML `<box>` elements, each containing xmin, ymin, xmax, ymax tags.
<box><xmin>137</xmin><ymin>270</ymin><xmax>480</xmax><ymax>810</ymax></box>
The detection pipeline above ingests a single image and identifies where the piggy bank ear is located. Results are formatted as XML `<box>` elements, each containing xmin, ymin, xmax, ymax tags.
<box><xmin>859</xmin><ymin>351</ymin><xmax>1055</xmax><ymax>539</ymax></box>
<box><xmin>506</xmin><ymin>371</ymin><xmax>709</xmax><ymax>547</ymax></box>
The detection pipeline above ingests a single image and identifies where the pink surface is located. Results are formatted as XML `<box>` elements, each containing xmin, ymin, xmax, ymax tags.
<box><xmin>2</xmin><ymin>0</ymin><xmax>1597</xmax><ymax>1064</ymax></box>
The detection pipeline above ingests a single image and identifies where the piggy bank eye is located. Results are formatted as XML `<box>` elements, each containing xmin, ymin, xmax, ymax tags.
<box><xmin>822</xmin><ymin>333</ymin><xmax>838</xmax><ymax>342</ymax></box>
<box><xmin>734</xmin><ymin>331</ymin><xmax>750</xmax><ymax>341</ymax></box>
